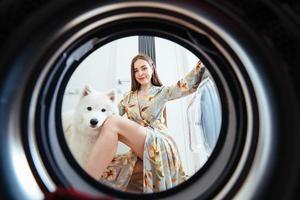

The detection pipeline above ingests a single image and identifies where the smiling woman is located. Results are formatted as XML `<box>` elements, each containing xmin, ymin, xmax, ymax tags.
<box><xmin>61</xmin><ymin>36</ymin><xmax>220</xmax><ymax>193</ymax></box>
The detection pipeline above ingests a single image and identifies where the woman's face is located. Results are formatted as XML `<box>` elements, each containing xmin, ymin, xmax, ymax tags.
<box><xmin>133</xmin><ymin>59</ymin><xmax>153</xmax><ymax>87</ymax></box>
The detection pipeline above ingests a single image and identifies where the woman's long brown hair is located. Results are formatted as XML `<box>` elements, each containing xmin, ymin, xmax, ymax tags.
<box><xmin>130</xmin><ymin>53</ymin><xmax>167</xmax><ymax>125</ymax></box>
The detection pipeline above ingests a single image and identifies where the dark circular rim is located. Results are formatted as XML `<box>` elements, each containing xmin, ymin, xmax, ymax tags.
<box><xmin>28</xmin><ymin>4</ymin><xmax>255</xmax><ymax>199</ymax></box>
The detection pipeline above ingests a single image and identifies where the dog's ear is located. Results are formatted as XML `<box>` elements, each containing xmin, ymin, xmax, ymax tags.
<box><xmin>83</xmin><ymin>85</ymin><xmax>92</xmax><ymax>96</ymax></box>
<box><xmin>107</xmin><ymin>90</ymin><xmax>115</xmax><ymax>102</ymax></box>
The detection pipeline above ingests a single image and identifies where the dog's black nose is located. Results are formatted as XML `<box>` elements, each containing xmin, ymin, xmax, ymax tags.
<box><xmin>90</xmin><ymin>119</ymin><xmax>98</xmax><ymax>126</ymax></box>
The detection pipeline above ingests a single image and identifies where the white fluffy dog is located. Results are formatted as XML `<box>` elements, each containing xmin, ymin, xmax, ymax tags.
<box><xmin>62</xmin><ymin>85</ymin><xmax>117</xmax><ymax>168</ymax></box>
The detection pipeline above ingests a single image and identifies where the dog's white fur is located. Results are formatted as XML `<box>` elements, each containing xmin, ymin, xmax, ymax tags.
<box><xmin>62</xmin><ymin>85</ymin><xmax>117</xmax><ymax>168</ymax></box>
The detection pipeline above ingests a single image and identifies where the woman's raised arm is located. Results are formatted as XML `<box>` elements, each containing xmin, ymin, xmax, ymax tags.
<box><xmin>164</xmin><ymin>61</ymin><xmax>207</xmax><ymax>101</ymax></box>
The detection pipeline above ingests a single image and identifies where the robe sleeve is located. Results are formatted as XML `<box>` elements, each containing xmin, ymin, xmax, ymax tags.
<box><xmin>118</xmin><ymin>98</ymin><xmax>126</xmax><ymax>116</ymax></box>
<box><xmin>165</xmin><ymin>61</ymin><xmax>207</xmax><ymax>101</ymax></box>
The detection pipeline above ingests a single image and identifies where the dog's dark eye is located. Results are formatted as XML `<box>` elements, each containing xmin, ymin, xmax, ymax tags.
<box><xmin>101</xmin><ymin>108</ymin><xmax>106</xmax><ymax>112</ymax></box>
<box><xmin>87</xmin><ymin>107</ymin><xmax>92</xmax><ymax>111</ymax></box>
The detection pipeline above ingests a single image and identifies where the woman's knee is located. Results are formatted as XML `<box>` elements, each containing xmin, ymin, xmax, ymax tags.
<box><xmin>101</xmin><ymin>115</ymin><xmax>121</xmax><ymax>133</ymax></box>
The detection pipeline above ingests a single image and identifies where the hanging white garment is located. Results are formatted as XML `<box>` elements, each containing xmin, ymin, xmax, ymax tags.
<box><xmin>187</xmin><ymin>77</ymin><xmax>222</xmax><ymax>164</ymax></box>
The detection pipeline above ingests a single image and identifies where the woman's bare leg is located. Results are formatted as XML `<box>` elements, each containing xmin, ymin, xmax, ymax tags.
<box><xmin>133</xmin><ymin>159</ymin><xmax>143</xmax><ymax>174</ymax></box>
<box><xmin>126</xmin><ymin>159</ymin><xmax>144</xmax><ymax>192</ymax></box>
<box><xmin>85</xmin><ymin>115</ymin><xmax>147</xmax><ymax>180</ymax></box>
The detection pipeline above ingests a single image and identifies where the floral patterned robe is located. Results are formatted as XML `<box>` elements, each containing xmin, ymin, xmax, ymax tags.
<box><xmin>100</xmin><ymin>61</ymin><xmax>206</xmax><ymax>193</ymax></box>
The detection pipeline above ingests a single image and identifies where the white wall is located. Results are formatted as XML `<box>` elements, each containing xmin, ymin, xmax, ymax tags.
<box><xmin>63</xmin><ymin>36</ymin><xmax>138</xmax><ymax>110</ymax></box>
<box><xmin>62</xmin><ymin>36</ymin><xmax>208</xmax><ymax>177</ymax></box>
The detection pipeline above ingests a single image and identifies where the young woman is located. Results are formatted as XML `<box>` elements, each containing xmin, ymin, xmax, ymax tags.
<box><xmin>86</xmin><ymin>54</ymin><xmax>207</xmax><ymax>192</ymax></box>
